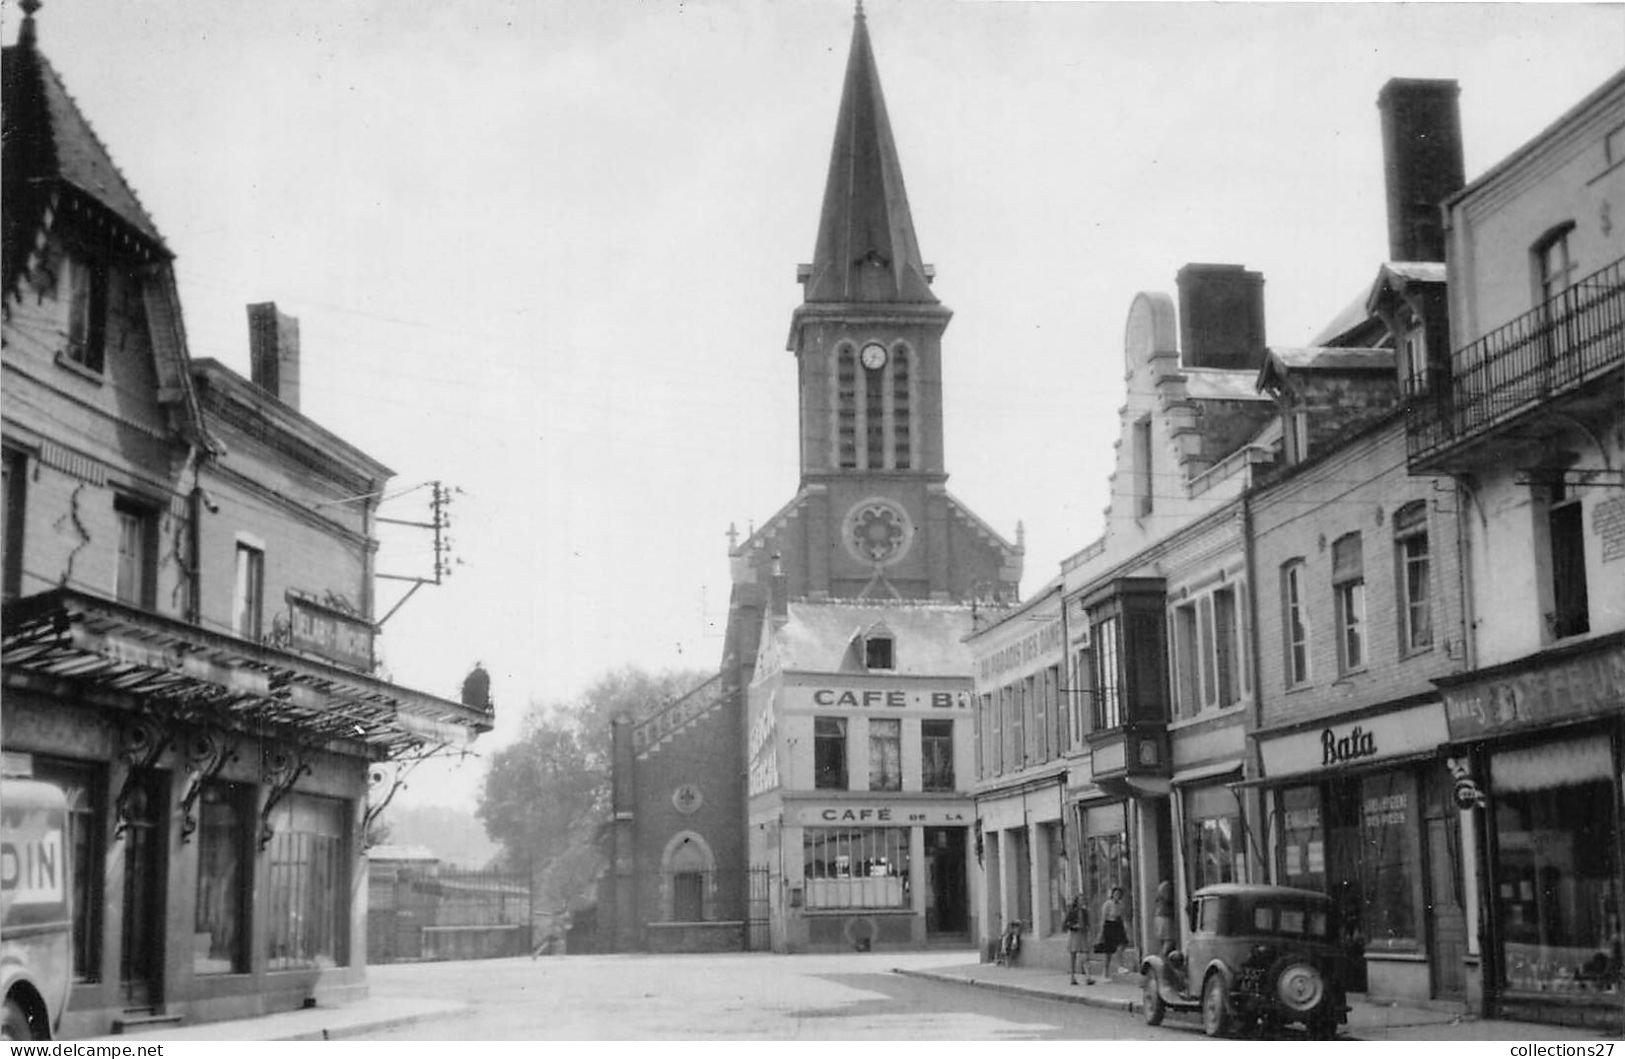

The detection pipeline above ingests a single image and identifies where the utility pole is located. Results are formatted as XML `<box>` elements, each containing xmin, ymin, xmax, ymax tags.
<box><xmin>376</xmin><ymin>481</ymin><xmax>460</xmax><ymax>626</ymax></box>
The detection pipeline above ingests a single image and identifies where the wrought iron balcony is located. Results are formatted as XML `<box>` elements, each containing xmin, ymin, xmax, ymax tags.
<box><xmin>1406</xmin><ymin>255</ymin><xmax>1625</xmax><ymax>471</ymax></box>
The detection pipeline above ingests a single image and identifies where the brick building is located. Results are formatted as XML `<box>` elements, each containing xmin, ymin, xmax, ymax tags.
<box><xmin>1</xmin><ymin>9</ymin><xmax>490</xmax><ymax>1036</ymax></box>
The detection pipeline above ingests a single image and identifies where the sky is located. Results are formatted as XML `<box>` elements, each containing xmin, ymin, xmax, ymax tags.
<box><xmin>9</xmin><ymin>0</ymin><xmax>1623</xmax><ymax>812</ymax></box>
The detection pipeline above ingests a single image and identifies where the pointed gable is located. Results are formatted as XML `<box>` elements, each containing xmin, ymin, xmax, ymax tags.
<box><xmin>2</xmin><ymin>12</ymin><xmax>210</xmax><ymax>450</ymax></box>
<box><xmin>3</xmin><ymin>24</ymin><xmax>168</xmax><ymax>297</ymax></box>
<box><xmin>801</xmin><ymin>9</ymin><xmax>936</xmax><ymax>305</ymax></box>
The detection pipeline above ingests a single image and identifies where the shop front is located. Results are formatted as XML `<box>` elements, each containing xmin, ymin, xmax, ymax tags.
<box><xmin>1439</xmin><ymin>636</ymin><xmax>1624</xmax><ymax>1031</ymax></box>
<box><xmin>773</xmin><ymin>797</ymin><xmax>973</xmax><ymax>952</ymax></box>
<box><xmin>1256</xmin><ymin>699</ymin><xmax>1470</xmax><ymax>1007</ymax></box>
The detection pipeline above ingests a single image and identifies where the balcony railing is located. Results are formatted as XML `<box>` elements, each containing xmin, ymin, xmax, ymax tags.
<box><xmin>1406</xmin><ymin>255</ymin><xmax>1625</xmax><ymax>467</ymax></box>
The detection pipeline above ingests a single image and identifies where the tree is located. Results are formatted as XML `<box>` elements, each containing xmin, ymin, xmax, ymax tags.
<box><xmin>476</xmin><ymin>665</ymin><xmax>709</xmax><ymax>920</ymax></box>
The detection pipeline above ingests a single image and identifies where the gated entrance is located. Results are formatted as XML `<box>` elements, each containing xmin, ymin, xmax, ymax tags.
<box><xmin>746</xmin><ymin>866</ymin><xmax>771</xmax><ymax>951</ymax></box>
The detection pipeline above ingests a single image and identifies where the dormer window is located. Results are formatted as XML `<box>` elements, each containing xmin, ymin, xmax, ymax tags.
<box><xmin>64</xmin><ymin>254</ymin><xmax>110</xmax><ymax>373</ymax></box>
<box><xmin>864</xmin><ymin>630</ymin><xmax>894</xmax><ymax>670</ymax></box>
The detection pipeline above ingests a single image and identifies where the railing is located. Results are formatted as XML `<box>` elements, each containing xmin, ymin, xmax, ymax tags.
<box><xmin>1407</xmin><ymin>255</ymin><xmax>1625</xmax><ymax>465</ymax></box>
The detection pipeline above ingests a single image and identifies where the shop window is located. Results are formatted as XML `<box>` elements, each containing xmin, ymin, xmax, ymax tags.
<box><xmin>1083</xmin><ymin>827</ymin><xmax>1130</xmax><ymax>926</ymax></box>
<box><xmin>1358</xmin><ymin>771</ymin><xmax>1420</xmax><ymax>950</ymax></box>
<box><xmin>194</xmin><ymin>781</ymin><xmax>252</xmax><ymax>975</ymax></box>
<box><xmin>1191</xmin><ymin>815</ymin><xmax>1241</xmax><ymax>890</ymax></box>
<box><xmin>64</xmin><ymin>254</ymin><xmax>110</xmax><ymax>373</ymax></box>
<box><xmin>1332</xmin><ymin>533</ymin><xmax>1365</xmax><ymax>674</ymax></box>
<box><xmin>31</xmin><ymin>757</ymin><xmax>103</xmax><ymax>982</ymax></box>
<box><xmin>813</xmin><ymin>716</ymin><xmax>848</xmax><ymax>790</ymax></box>
<box><xmin>868</xmin><ymin>718</ymin><xmax>901</xmax><ymax>792</ymax></box>
<box><xmin>1545</xmin><ymin>478</ymin><xmax>1590</xmax><ymax>639</ymax></box>
<box><xmin>1277</xmin><ymin>785</ymin><xmax>1325</xmax><ymax>891</ymax></box>
<box><xmin>233</xmin><ymin>542</ymin><xmax>265</xmax><ymax>641</ymax></box>
<box><xmin>1393</xmin><ymin>502</ymin><xmax>1433</xmax><ymax>655</ymax></box>
<box><xmin>1091</xmin><ymin>616</ymin><xmax>1122</xmax><ymax>729</ymax></box>
<box><xmin>1491</xmin><ymin>737</ymin><xmax>1619</xmax><ymax>997</ymax></box>
<box><xmin>802</xmin><ymin>827</ymin><xmax>909</xmax><ymax>909</ymax></box>
<box><xmin>114</xmin><ymin>496</ymin><xmax>158</xmax><ymax>608</ymax></box>
<box><xmin>266</xmin><ymin>793</ymin><xmax>348</xmax><ymax>970</ymax></box>
<box><xmin>2</xmin><ymin>447</ymin><xmax>25</xmax><ymax>601</ymax></box>
<box><xmin>1280</xmin><ymin>560</ymin><xmax>1310</xmax><ymax>687</ymax></box>
<box><xmin>921</xmin><ymin>719</ymin><xmax>954</xmax><ymax>791</ymax></box>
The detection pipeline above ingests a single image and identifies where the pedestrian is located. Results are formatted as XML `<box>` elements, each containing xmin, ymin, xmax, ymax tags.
<box><xmin>1064</xmin><ymin>895</ymin><xmax>1095</xmax><ymax>985</ymax></box>
<box><xmin>997</xmin><ymin>918</ymin><xmax>1023</xmax><ymax>966</ymax></box>
<box><xmin>1098</xmin><ymin>885</ymin><xmax>1129</xmax><ymax>977</ymax></box>
<box><xmin>1154</xmin><ymin>879</ymin><xmax>1176</xmax><ymax>957</ymax></box>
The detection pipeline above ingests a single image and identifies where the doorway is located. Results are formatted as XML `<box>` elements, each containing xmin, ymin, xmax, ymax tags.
<box><xmin>119</xmin><ymin>768</ymin><xmax>167</xmax><ymax>1009</ymax></box>
<box><xmin>924</xmin><ymin>827</ymin><xmax>966</xmax><ymax>935</ymax></box>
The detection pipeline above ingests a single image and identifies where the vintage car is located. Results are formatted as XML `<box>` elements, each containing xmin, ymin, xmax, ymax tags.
<box><xmin>1141</xmin><ymin>883</ymin><xmax>1348</xmax><ymax>1039</ymax></box>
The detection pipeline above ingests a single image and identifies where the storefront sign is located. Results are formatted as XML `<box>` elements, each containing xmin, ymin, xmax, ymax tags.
<box><xmin>288</xmin><ymin>595</ymin><xmax>374</xmax><ymax>671</ymax></box>
<box><xmin>977</xmin><ymin>618</ymin><xmax>1064</xmax><ymax>682</ymax></box>
<box><xmin>787</xmin><ymin>803</ymin><xmax>970</xmax><ymax>827</ymax></box>
<box><xmin>779</xmin><ymin>686</ymin><xmax>967</xmax><ymax>711</ymax></box>
<box><xmin>1441</xmin><ymin>644</ymin><xmax>1625</xmax><ymax>739</ymax></box>
<box><xmin>1260</xmin><ymin>701</ymin><xmax>1447</xmax><ymax>778</ymax></box>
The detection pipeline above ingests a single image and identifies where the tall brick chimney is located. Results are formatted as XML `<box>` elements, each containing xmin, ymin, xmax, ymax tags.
<box><xmin>1176</xmin><ymin>263</ymin><xmax>1266</xmax><ymax>371</ymax></box>
<box><xmin>247</xmin><ymin>302</ymin><xmax>301</xmax><ymax>410</ymax></box>
<box><xmin>1377</xmin><ymin>79</ymin><xmax>1465</xmax><ymax>263</ymax></box>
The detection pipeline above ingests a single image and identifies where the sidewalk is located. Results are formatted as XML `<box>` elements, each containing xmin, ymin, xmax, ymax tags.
<box><xmin>892</xmin><ymin>961</ymin><xmax>1620</xmax><ymax>1041</ymax></box>
<box><xmin>87</xmin><ymin>995</ymin><xmax>470</xmax><ymax>1042</ymax></box>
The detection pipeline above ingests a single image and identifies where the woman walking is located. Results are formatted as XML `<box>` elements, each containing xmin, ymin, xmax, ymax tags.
<box><xmin>1098</xmin><ymin>886</ymin><xmax>1129</xmax><ymax>977</ymax></box>
<box><xmin>1064</xmin><ymin>896</ymin><xmax>1095</xmax><ymax>985</ymax></box>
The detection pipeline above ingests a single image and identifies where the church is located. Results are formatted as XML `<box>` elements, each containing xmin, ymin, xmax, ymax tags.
<box><xmin>598</xmin><ymin>6</ymin><xmax>1021</xmax><ymax>953</ymax></box>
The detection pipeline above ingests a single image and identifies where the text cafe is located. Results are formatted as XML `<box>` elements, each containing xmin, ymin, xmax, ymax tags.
<box><xmin>1255</xmin><ymin>700</ymin><xmax>1468</xmax><ymax>1008</ymax></box>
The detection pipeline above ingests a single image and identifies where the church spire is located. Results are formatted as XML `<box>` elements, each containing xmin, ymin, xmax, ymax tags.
<box><xmin>802</xmin><ymin>7</ymin><xmax>936</xmax><ymax>305</ymax></box>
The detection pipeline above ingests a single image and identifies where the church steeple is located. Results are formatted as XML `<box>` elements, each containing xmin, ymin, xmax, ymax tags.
<box><xmin>801</xmin><ymin>5</ymin><xmax>936</xmax><ymax>305</ymax></box>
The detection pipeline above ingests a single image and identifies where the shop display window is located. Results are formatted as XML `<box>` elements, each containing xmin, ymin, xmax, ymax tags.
<box><xmin>194</xmin><ymin>781</ymin><xmax>252</xmax><ymax>974</ymax></box>
<box><xmin>803</xmin><ymin>826</ymin><xmax>910</xmax><ymax>909</ymax></box>
<box><xmin>1042</xmin><ymin>821</ymin><xmax>1068</xmax><ymax>934</ymax></box>
<box><xmin>1358</xmin><ymin>770</ymin><xmax>1420</xmax><ymax>950</ymax></box>
<box><xmin>1491</xmin><ymin>737</ymin><xmax>1620</xmax><ymax>997</ymax></box>
<box><xmin>1278</xmin><ymin>784</ymin><xmax>1325</xmax><ymax>890</ymax></box>
<box><xmin>267</xmin><ymin>793</ymin><xmax>349</xmax><ymax>970</ymax></box>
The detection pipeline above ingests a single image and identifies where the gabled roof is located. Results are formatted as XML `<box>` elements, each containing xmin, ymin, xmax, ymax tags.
<box><xmin>768</xmin><ymin>599</ymin><xmax>977</xmax><ymax>677</ymax></box>
<box><xmin>3</xmin><ymin>12</ymin><xmax>211</xmax><ymax>450</ymax></box>
<box><xmin>1257</xmin><ymin>346</ymin><xmax>1393</xmax><ymax>393</ymax></box>
<box><xmin>2</xmin><ymin>16</ymin><xmax>168</xmax><ymax>293</ymax></box>
<box><xmin>800</xmin><ymin>8</ymin><xmax>936</xmax><ymax>305</ymax></box>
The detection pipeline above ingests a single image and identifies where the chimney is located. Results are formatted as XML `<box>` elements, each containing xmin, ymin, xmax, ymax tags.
<box><xmin>1377</xmin><ymin>79</ymin><xmax>1465</xmax><ymax>263</ymax></box>
<box><xmin>247</xmin><ymin>302</ymin><xmax>301</xmax><ymax>410</ymax></box>
<box><xmin>1176</xmin><ymin>263</ymin><xmax>1266</xmax><ymax>370</ymax></box>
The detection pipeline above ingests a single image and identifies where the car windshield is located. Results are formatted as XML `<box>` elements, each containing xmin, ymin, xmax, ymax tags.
<box><xmin>1248</xmin><ymin>901</ymin><xmax>1330</xmax><ymax>938</ymax></box>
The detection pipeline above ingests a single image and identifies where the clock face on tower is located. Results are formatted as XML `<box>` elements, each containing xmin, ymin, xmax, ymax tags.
<box><xmin>843</xmin><ymin>498</ymin><xmax>914</xmax><ymax>566</ymax></box>
<box><xmin>859</xmin><ymin>342</ymin><xmax>888</xmax><ymax>371</ymax></box>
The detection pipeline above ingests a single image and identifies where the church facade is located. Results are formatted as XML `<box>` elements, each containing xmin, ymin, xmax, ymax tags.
<box><xmin>599</xmin><ymin>7</ymin><xmax>1020</xmax><ymax>953</ymax></box>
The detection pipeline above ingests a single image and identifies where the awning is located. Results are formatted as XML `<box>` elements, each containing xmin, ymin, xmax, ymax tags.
<box><xmin>3</xmin><ymin>588</ymin><xmax>492</xmax><ymax>758</ymax></box>
<box><xmin>1171</xmin><ymin>759</ymin><xmax>1244</xmax><ymax>787</ymax></box>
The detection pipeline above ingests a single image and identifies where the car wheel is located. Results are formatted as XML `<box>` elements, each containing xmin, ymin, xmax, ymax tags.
<box><xmin>1270</xmin><ymin>956</ymin><xmax>1326</xmax><ymax>1015</ymax></box>
<box><xmin>1142</xmin><ymin>971</ymin><xmax>1166</xmax><ymax>1026</ymax></box>
<box><xmin>1201</xmin><ymin>973</ymin><xmax>1232</xmax><ymax>1038</ymax></box>
<box><xmin>2</xmin><ymin>999</ymin><xmax>36</xmax><ymax>1041</ymax></box>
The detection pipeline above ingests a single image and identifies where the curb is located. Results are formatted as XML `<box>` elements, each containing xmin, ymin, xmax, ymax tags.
<box><xmin>278</xmin><ymin>1001</ymin><xmax>473</xmax><ymax>1042</ymax></box>
<box><xmin>892</xmin><ymin>967</ymin><xmax>1138</xmax><ymax>1014</ymax></box>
